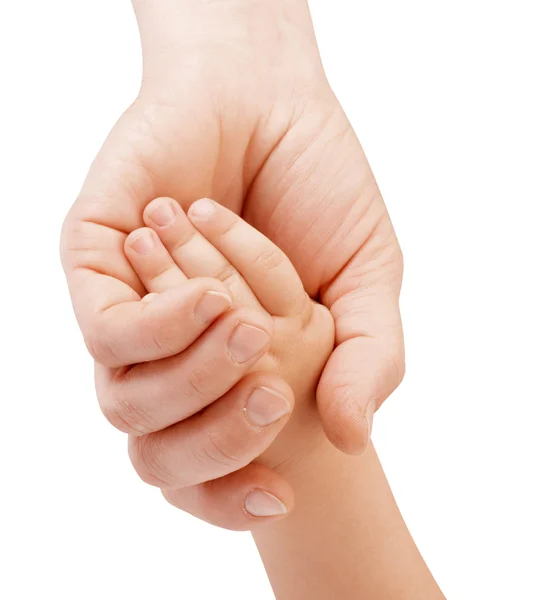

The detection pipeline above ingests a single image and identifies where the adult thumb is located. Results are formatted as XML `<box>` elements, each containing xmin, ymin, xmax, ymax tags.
<box><xmin>317</xmin><ymin>225</ymin><xmax>405</xmax><ymax>454</ymax></box>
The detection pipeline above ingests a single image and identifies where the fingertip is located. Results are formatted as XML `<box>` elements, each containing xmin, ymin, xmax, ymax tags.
<box><xmin>317</xmin><ymin>333</ymin><xmax>404</xmax><ymax>454</ymax></box>
<box><xmin>162</xmin><ymin>464</ymin><xmax>294</xmax><ymax>531</ymax></box>
<box><xmin>125</xmin><ymin>227</ymin><xmax>156</xmax><ymax>255</ymax></box>
<box><xmin>317</xmin><ymin>389</ymin><xmax>370</xmax><ymax>456</ymax></box>
<box><xmin>143</xmin><ymin>197</ymin><xmax>183</xmax><ymax>228</ymax></box>
<box><xmin>92</xmin><ymin>279</ymin><xmax>237</xmax><ymax>366</ymax></box>
<box><xmin>230</xmin><ymin>305</ymin><xmax>275</xmax><ymax>338</ymax></box>
<box><xmin>138</xmin><ymin>280</ymin><xmax>233</xmax><ymax>330</ymax></box>
<box><xmin>316</xmin><ymin>357</ymin><xmax>371</xmax><ymax>456</ymax></box>
<box><xmin>243</xmin><ymin>468</ymin><xmax>295</xmax><ymax>527</ymax></box>
<box><xmin>249</xmin><ymin>374</ymin><xmax>295</xmax><ymax>417</ymax></box>
<box><xmin>188</xmin><ymin>198</ymin><xmax>217</xmax><ymax>222</ymax></box>
<box><xmin>189</xmin><ymin>276</ymin><xmax>236</xmax><ymax>304</ymax></box>
<box><xmin>194</xmin><ymin>289</ymin><xmax>233</xmax><ymax>325</ymax></box>
<box><xmin>244</xmin><ymin>489</ymin><xmax>289</xmax><ymax>520</ymax></box>
<box><xmin>141</xmin><ymin>292</ymin><xmax>158</xmax><ymax>304</ymax></box>
<box><xmin>243</xmin><ymin>384</ymin><xmax>294</xmax><ymax>429</ymax></box>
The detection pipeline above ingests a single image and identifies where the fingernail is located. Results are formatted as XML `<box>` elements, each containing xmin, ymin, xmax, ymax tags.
<box><xmin>245</xmin><ymin>490</ymin><xmax>288</xmax><ymax>518</ymax></box>
<box><xmin>189</xmin><ymin>198</ymin><xmax>216</xmax><ymax>221</ymax></box>
<box><xmin>228</xmin><ymin>323</ymin><xmax>270</xmax><ymax>364</ymax></box>
<box><xmin>142</xmin><ymin>293</ymin><xmax>158</xmax><ymax>304</ymax></box>
<box><xmin>245</xmin><ymin>387</ymin><xmax>291</xmax><ymax>428</ymax></box>
<box><xmin>149</xmin><ymin>201</ymin><xmax>176</xmax><ymax>227</ymax></box>
<box><xmin>129</xmin><ymin>231</ymin><xmax>154</xmax><ymax>255</ymax></box>
<box><xmin>194</xmin><ymin>291</ymin><xmax>232</xmax><ymax>324</ymax></box>
<box><xmin>365</xmin><ymin>400</ymin><xmax>376</xmax><ymax>438</ymax></box>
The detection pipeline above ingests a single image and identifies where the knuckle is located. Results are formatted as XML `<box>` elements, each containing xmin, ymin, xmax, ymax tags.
<box><xmin>213</xmin><ymin>263</ymin><xmax>239</xmax><ymax>285</ymax></box>
<box><xmin>151</xmin><ymin>263</ymin><xmax>177</xmax><ymax>283</ymax></box>
<box><xmin>169</xmin><ymin>229</ymin><xmax>197</xmax><ymax>253</ymax></box>
<box><xmin>186</xmin><ymin>367</ymin><xmax>215</xmax><ymax>403</ymax></box>
<box><xmin>219</xmin><ymin>217</ymin><xmax>240</xmax><ymax>238</ymax></box>
<box><xmin>254</xmin><ymin>244</ymin><xmax>285</xmax><ymax>272</ymax></box>
<box><xmin>196</xmin><ymin>431</ymin><xmax>242</xmax><ymax>471</ymax></box>
<box><xmin>84</xmin><ymin>328</ymin><xmax>117</xmax><ymax>367</ymax></box>
<box><xmin>130</xmin><ymin>434</ymin><xmax>177</xmax><ymax>488</ymax></box>
<box><xmin>100</xmin><ymin>386</ymin><xmax>156</xmax><ymax>436</ymax></box>
<box><xmin>138</xmin><ymin>315</ymin><xmax>173</xmax><ymax>357</ymax></box>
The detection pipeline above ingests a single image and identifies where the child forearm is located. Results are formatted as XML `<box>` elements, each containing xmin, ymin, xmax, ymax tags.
<box><xmin>253</xmin><ymin>440</ymin><xmax>445</xmax><ymax>600</ymax></box>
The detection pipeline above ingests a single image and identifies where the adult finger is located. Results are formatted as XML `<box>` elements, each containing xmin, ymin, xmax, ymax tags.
<box><xmin>84</xmin><ymin>277</ymin><xmax>235</xmax><ymax>367</ymax></box>
<box><xmin>162</xmin><ymin>463</ymin><xmax>294</xmax><ymax>531</ymax></box>
<box><xmin>128</xmin><ymin>373</ymin><xmax>294</xmax><ymax>488</ymax></box>
<box><xmin>317</xmin><ymin>219</ymin><xmax>405</xmax><ymax>454</ymax></box>
<box><xmin>188</xmin><ymin>199</ymin><xmax>308</xmax><ymax>317</ymax></box>
<box><xmin>96</xmin><ymin>307</ymin><xmax>274</xmax><ymax>435</ymax></box>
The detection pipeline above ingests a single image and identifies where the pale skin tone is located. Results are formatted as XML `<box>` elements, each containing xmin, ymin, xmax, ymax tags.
<box><xmin>119</xmin><ymin>197</ymin><xmax>335</xmax><ymax>514</ymax></box>
<box><xmin>59</xmin><ymin>0</ymin><xmax>434</xmax><ymax>595</ymax></box>
<box><xmin>118</xmin><ymin>197</ymin><xmax>444</xmax><ymax>598</ymax></box>
<box><xmin>62</xmin><ymin>0</ymin><xmax>405</xmax><ymax>524</ymax></box>
<box><xmin>253</xmin><ymin>442</ymin><xmax>445</xmax><ymax>600</ymax></box>
<box><xmin>61</xmin><ymin>0</ymin><xmax>405</xmax><ymax>464</ymax></box>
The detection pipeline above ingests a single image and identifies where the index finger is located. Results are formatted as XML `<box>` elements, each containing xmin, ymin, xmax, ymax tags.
<box><xmin>62</xmin><ymin>219</ymin><xmax>233</xmax><ymax>367</ymax></box>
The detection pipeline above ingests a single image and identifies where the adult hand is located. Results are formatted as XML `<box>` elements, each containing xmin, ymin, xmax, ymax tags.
<box><xmin>62</xmin><ymin>0</ymin><xmax>403</xmax><ymax>488</ymax></box>
<box><xmin>97</xmin><ymin>285</ymin><xmax>297</xmax><ymax>530</ymax></box>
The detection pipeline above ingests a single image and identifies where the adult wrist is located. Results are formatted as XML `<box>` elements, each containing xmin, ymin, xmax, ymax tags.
<box><xmin>131</xmin><ymin>0</ymin><xmax>314</xmax><ymax>65</ymax></box>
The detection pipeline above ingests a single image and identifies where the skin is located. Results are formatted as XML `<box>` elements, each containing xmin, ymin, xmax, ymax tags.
<box><xmin>121</xmin><ymin>199</ymin><xmax>444</xmax><ymax>598</ymax></box>
<box><xmin>59</xmin><ymin>3</ymin><xmax>442</xmax><ymax>593</ymax></box>
<box><xmin>61</xmin><ymin>0</ymin><xmax>404</xmax><ymax>463</ymax></box>
<box><xmin>116</xmin><ymin>197</ymin><xmax>334</xmax><ymax>526</ymax></box>
<box><xmin>253</xmin><ymin>441</ymin><xmax>446</xmax><ymax>600</ymax></box>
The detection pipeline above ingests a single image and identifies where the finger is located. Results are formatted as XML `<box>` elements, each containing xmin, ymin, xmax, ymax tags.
<box><xmin>317</xmin><ymin>231</ymin><xmax>405</xmax><ymax>455</ymax></box>
<box><xmin>188</xmin><ymin>199</ymin><xmax>308</xmax><ymax>317</ymax></box>
<box><xmin>143</xmin><ymin>197</ymin><xmax>260</xmax><ymax>309</ymax></box>
<box><xmin>162</xmin><ymin>463</ymin><xmax>294</xmax><ymax>531</ymax></box>
<box><xmin>97</xmin><ymin>307</ymin><xmax>274</xmax><ymax>434</ymax></box>
<box><xmin>85</xmin><ymin>278</ymin><xmax>232</xmax><ymax>368</ymax></box>
<box><xmin>128</xmin><ymin>373</ymin><xmax>294</xmax><ymax>489</ymax></box>
<box><xmin>124</xmin><ymin>227</ymin><xmax>187</xmax><ymax>292</ymax></box>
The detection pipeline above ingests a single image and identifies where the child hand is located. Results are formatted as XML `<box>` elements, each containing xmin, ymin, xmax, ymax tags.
<box><xmin>123</xmin><ymin>197</ymin><xmax>334</xmax><ymax>492</ymax></box>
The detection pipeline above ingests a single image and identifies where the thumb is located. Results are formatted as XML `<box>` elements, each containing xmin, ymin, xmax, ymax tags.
<box><xmin>317</xmin><ymin>221</ymin><xmax>405</xmax><ymax>455</ymax></box>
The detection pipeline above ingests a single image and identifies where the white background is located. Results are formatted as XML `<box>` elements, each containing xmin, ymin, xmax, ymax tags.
<box><xmin>1</xmin><ymin>1</ymin><xmax>532</xmax><ymax>598</ymax></box>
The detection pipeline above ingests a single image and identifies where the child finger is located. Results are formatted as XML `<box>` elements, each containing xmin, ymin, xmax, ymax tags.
<box><xmin>143</xmin><ymin>197</ymin><xmax>261</xmax><ymax>310</ymax></box>
<box><xmin>124</xmin><ymin>227</ymin><xmax>187</xmax><ymax>293</ymax></box>
<box><xmin>188</xmin><ymin>199</ymin><xmax>308</xmax><ymax>317</ymax></box>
